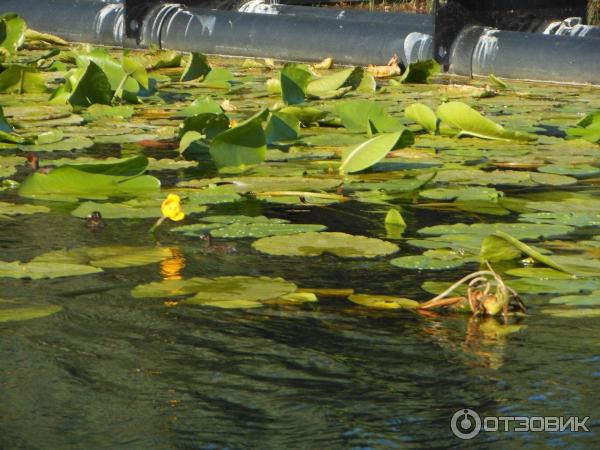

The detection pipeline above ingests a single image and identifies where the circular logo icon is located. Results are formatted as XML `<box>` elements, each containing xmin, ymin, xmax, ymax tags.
<box><xmin>451</xmin><ymin>409</ymin><xmax>482</xmax><ymax>440</ymax></box>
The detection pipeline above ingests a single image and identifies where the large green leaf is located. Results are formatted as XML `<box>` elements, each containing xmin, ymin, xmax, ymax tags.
<box><xmin>437</xmin><ymin>102</ymin><xmax>535</xmax><ymax>141</ymax></box>
<box><xmin>339</xmin><ymin>132</ymin><xmax>403</xmax><ymax>174</ymax></box>
<box><xmin>200</xmin><ymin>68</ymin><xmax>234</xmax><ymax>89</ymax></box>
<box><xmin>399</xmin><ymin>60</ymin><xmax>440</xmax><ymax>83</ymax></box>
<box><xmin>209</xmin><ymin>110</ymin><xmax>267</xmax><ymax>171</ymax></box>
<box><xmin>404</xmin><ymin>103</ymin><xmax>437</xmax><ymax>133</ymax></box>
<box><xmin>0</xmin><ymin>305</ymin><xmax>62</xmax><ymax>323</ymax></box>
<box><xmin>0</xmin><ymin>64</ymin><xmax>46</xmax><ymax>94</ymax></box>
<box><xmin>131</xmin><ymin>275</ymin><xmax>301</xmax><ymax>309</ymax></box>
<box><xmin>252</xmin><ymin>232</ymin><xmax>399</xmax><ymax>258</ymax></box>
<box><xmin>306</xmin><ymin>67</ymin><xmax>363</xmax><ymax>97</ymax></box>
<box><xmin>565</xmin><ymin>111</ymin><xmax>600</xmax><ymax>143</ymax></box>
<box><xmin>179</xmin><ymin>52</ymin><xmax>211</xmax><ymax>81</ymax></box>
<box><xmin>18</xmin><ymin>156</ymin><xmax>160</xmax><ymax>201</ymax></box>
<box><xmin>336</xmin><ymin>100</ymin><xmax>405</xmax><ymax>134</ymax></box>
<box><xmin>280</xmin><ymin>64</ymin><xmax>313</xmax><ymax>105</ymax></box>
<box><xmin>179</xmin><ymin>113</ymin><xmax>230</xmax><ymax>139</ymax></box>
<box><xmin>176</xmin><ymin>97</ymin><xmax>222</xmax><ymax>118</ymax></box>
<box><xmin>0</xmin><ymin>260</ymin><xmax>102</xmax><ymax>279</ymax></box>
<box><xmin>0</xmin><ymin>13</ymin><xmax>26</xmax><ymax>54</ymax></box>
<box><xmin>122</xmin><ymin>55</ymin><xmax>149</xmax><ymax>89</ymax></box>
<box><xmin>33</xmin><ymin>246</ymin><xmax>173</xmax><ymax>269</ymax></box>
<box><xmin>67</xmin><ymin>62</ymin><xmax>113</xmax><ymax>107</ymax></box>
<box><xmin>278</xmin><ymin>106</ymin><xmax>328</xmax><ymax>124</ymax></box>
<box><xmin>76</xmin><ymin>49</ymin><xmax>138</xmax><ymax>92</ymax></box>
<box><xmin>480</xmin><ymin>231</ymin><xmax>573</xmax><ymax>274</ymax></box>
<box><xmin>348</xmin><ymin>294</ymin><xmax>420</xmax><ymax>309</ymax></box>
<box><xmin>265</xmin><ymin>112</ymin><xmax>300</xmax><ymax>145</ymax></box>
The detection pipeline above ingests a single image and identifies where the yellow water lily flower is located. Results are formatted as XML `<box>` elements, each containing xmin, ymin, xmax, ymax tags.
<box><xmin>150</xmin><ymin>194</ymin><xmax>186</xmax><ymax>233</ymax></box>
<box><xmin>161</xmin><ymin>194</ymin><xmax>185</xmax><ymax>221</ymax></box>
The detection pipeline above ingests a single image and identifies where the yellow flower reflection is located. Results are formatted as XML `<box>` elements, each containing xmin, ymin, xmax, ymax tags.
<box><xmin>161</xmin><ymin>248</ymin><xmax>186</xmax><ymax>280</ymax></box>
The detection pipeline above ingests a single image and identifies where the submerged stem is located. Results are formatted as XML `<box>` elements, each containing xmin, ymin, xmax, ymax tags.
<box><xmin>149</xmin><ymin>216</ymin><xmax>166</xmax><ymax>233</ymax></box>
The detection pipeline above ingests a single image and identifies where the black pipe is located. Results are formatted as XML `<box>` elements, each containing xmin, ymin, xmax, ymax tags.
<box><xmin>1</xmin><ymin>0</ymin><xmax>125</xmax><ymax>46</ymax></box>
<box><xmin>542</xmin><ymin>17</ymin><xmax>600</xmax><ymax>39</ymax></box>
<box><xmin>237</xmin><ymin>2</ymin><xmax>434</xmax><ymax>30</ymax></box>
<box><xmin>151</xmin><ymin>5</ymin><xmax>434</xmax><ymax>66</ymax></box>
<box><xmin>236</xmin><ymin>1</ymin><xmax>600</xmax><ymax>40</ymax></box>
<box><xmin>449</xmin><ymin>25</ymin><xmax>600</xmax><ymax>84</ymax></box>
<box><xmin>3</xmin><ymin>0</ymin><xmax>599</xmax><ymax>85</ymax></box>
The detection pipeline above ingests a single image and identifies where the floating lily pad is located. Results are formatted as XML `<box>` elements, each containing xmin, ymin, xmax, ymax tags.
<box><xmin>0</xmin><ymin>201</ymin><xmax>49</xmax><ymax>218</ymax></box>
<box><xmin>18</xmin><ymin>156</ymin><xmax>160</xmax><ymax>201</ymax></box>
<box><xmin>132</xmin><ymin>275</ymin><xmax>300</xmax><ymax>309</ymax></box>
<box><xmin>0</xmin><ymin>304</ymin><xmax>63</xmax><ymax>323</ymax></box>
<box><xmin>542</xmin><ymin>308</ymin><xmax>600</xmax><ymax>319</ymax></box>
<box><xmin>0</xmin><ymin>260</ymin><xmax>102</xmax><ymax>279</ymax></box>
<box><xmin>437</xmin><ymin>102</ymin><xmax>535</xmax><ymax>141</ymax></box>
<box><xmin>71</xmin><ymin>196</ymin><xmax>207</xmax><ymax>219</ymax></box>
<box><xmin>508</xmin><ymin>278</ymin><xmax>600</xmax><ymax>295</ymax></box>
<box><xmin>173</xmin><ymin>215</ymin><xmax>326</xmax><ymax>238</ymax></box>
<box><xmin>390</xmin><ymin>254</ymin><xmax>468</xmax><ymax>270</ymax></box>
<box><xmin>186</xmin><ymin>276</ymin><xmax>297</xmax><ymax>306</ymax></box>
<box><xmin>253</xmin><ymin>232</ymin><xmax>399</xmax><ymax>258</ymax></box>
<box><xmin>348</xmin><ymin>294</ymin><xmax>420</xmax><ymax>309</ymax></box>
<box><xmin>33</xmin><ymin>246</ymin><xmax>172</xmax><ymax>269</ymax></box>
<box><xmin>549</xmin><ymin>292</ymin><xmax>600</xmax><ymax>306</ymax></box>
<box><xmin>419</xmin><ymin>223</ymin><xmax>573</xmax><ymax>241</ymax></box>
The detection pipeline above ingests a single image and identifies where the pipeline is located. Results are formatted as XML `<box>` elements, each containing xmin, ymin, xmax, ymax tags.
<box><xmin>2</xmin><ymin>0</ymin><xmax>433</xmax><ymax>66</ymax></box>
<box><xmin>157</xmin><ymin>5</ymin><xmax>432</xmax><ymax>66</ymax></box>
<box><xmin>238</xmin><ymin>1</ymin><xmax>434</xmax><ymax>31</ymax></box>
<box><xmin>1</xmin><ymin>0</ymin><xmax>599</xmax><ymax>84</ymax></box>
<box><xmin>450</xmin><ymin>26</ymin><xmax>600</xmax><ymax>84</ymax></box>
<box><xmin>238</xmin><ymin>1</ymin><xmax>600</xmax><ymax>39</ymax></box>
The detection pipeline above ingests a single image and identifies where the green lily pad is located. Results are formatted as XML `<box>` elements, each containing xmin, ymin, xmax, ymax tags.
<box><xmin>340</xmin><ymin>131</ymin><xmax>408</xmax><ymax>174</ymax></box>
<box><xmin>0</xmin><ymin>260</ymin><xmax>102</xmax><ymax>279</ymax></box>
<box><xmin>0</xmin><ymin>201</ymin><xmax>49</xmax><ymax>218</ymax></box>
<box><xmin>549</xmin><ymin>292</ymin><xmax>600</xmax><ymax>306</ymax></box>
<box><xmin>209</xmin><ymin>110</ymin><xmax>267</xmax><ymax>171</ymax></box>
<box><xmin>399</xmin><ymin>60</ymin><xmax>440</xmax><ymax>84</ymax></box>
<box><xmin>508</xmin><ymin>278</ymin><xmax>599</xmax><ymax>295</ymax></box>
<box><xmin>82</xmin><ymin>104</ymin><xmax>134</xmax><ymax>121</ymax></box>
<box><xmin>0</xmin><ymin>155</ymin><xmax>25</xmax><ymax>178</ymax></box>
<box><xmin>0</xmin><ymin>13</ymin><xmax>26</xmax><ymax>54</ymax></box>
<box><xmin>18</xmin><ymin>156</ymin><xmax>160</xmax><ymax>201</ymax></box>
<box><xmin>405</xmin><ymin>103</ymin><xmax>437</xmax><ymax>133</ymax></box>
<box><xmin>419</xmin><ymin>223</ymin><xmax>573</xmax><ymax>241</ymax></box>
<box><xmin>265</xmin><ymin>112</ymin><xmax>300</xmax><ymax>145</ymax></box>
<box><xmin>336</xmin><ymin>100</ymin><xmax>405</xmax><ymax>134</ymax></box>
<box><xmin>33</xmin><ymin>246</ymin><xmax>172</xmax><ymax>269</ymax></box>
<box><xmin>348</xmin><ymin>294</ymin><xmax>420</xmax><ymax>309</ymax></box>
<box><xmin>176</xmin><ymin>97</ymin><xmax>222</xmax><ymax>118</ymax></box>
<box><xmin>186</xmin><ymin>276</ymin><xmax>297</xmax><ymax>305</ymax></box>
<box><xmin>280</xmin><ymin>63</ymin><xmax>313</xmax><ymax>105</ymax></box>
<box><xmin>437</xmin><ymin>102</ymin><xmax>535</xmax><ymax>141</ymax></box>
<box><xmin>0</xmin><ymin>305</ymin><xmax>62</xmax><ymax>323</ymax></box>
<box><xmin>132</xmin><ymin>275</ymin><xmax>300</xmax><ymax>309</ymax></box>
<box><xmin>480</xmin><ymin>231</ymin><xmax>572</xmax><ymax>273</ymax></box>
<box><xmin>173</xmin><ymin>215</ymin><xmax>325</xmax><ymax>238</ymax></box>
<box><xmin>390</xmin><ymin>254</ymin><xmax>468</xmax><ymax>270</ymax></box>
<box><xmin>504</xmin><ymin>267</ymin><xmax>573</xmax><ymax>279</ymax></box>
<box><xmin>0</xmin><ymin>64</ymin><xmax>46</xmax><ymax>94</ymax></box>
<box><xmin>542</xmin><ymin>308</ymin><xmax>600</xmax><ymax>318</ymax></box>
<box><xmin>252</xmin><ymin>232</ymin><xmax>399</xmax><ymax>258</ymax></box>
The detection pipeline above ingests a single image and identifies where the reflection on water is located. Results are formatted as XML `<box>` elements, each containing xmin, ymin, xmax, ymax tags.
<box><xmin>1</xmin><ymin>208</ymin><xmax>599</xmax><ymax>449</ymax></box>
<box><xmin>160</xmin><ymin>247</ymin><xmax>186</xmax><ymax>280</ymax></box>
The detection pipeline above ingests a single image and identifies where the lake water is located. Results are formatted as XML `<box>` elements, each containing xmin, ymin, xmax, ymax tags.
<box><xmin>1</xmin><ymin>52</ymin><xmax>600</xmax><ymax>448</ymax></box>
